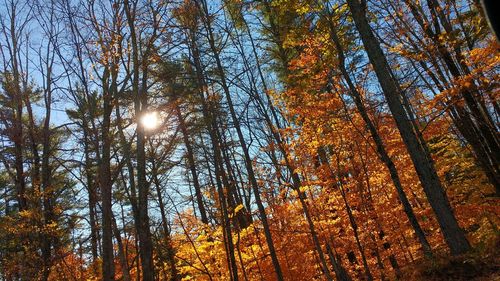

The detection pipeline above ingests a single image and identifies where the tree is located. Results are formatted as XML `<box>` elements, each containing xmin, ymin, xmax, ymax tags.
<box><xmin>345</xmin><ymin>0</ymin><xmax>471</xmax><ymax>255</ymax></box>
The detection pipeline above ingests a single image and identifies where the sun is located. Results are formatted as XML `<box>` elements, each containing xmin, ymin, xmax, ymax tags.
<box><xmin>140</xmin><ymin>111</ymin><xmax>160</xmax><ymax>131</ymax></box>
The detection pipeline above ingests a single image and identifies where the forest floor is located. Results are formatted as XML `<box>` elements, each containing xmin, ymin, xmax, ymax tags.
<box><xmin>400</xmin><ymin>238</ymin><xmax>499</xmax><ymax>280</ymax></box>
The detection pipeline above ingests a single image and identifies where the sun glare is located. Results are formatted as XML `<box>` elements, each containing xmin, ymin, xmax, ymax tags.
<box><xmin>140</xmin><ymin>111</ymin><xmax>160</xmax><ymax>131</ymax></box>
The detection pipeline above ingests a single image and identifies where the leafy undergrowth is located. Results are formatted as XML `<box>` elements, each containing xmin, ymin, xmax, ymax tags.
<box><xmin>400</xmin><ymin>237</ymin><xmax>500</xmax><ymax>280</ymax></box>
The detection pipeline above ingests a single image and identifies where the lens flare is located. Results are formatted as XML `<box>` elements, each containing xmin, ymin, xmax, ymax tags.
<box><xmin>140</xmin><ymin>111</ymin><xmax>160</xmax><ymax>131</ymax></box>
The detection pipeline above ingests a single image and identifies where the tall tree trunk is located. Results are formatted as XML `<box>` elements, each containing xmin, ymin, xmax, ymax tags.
<box><xmin>152</xmin><ymin>159</ymin><xmax>180</xmax><ymax>281</ymax></box>
<box><xmin>135</xmin><ymin>76</ymin><xmax>155</xmax><ymax>281</ymax></box>
<box><xmin>195</xmin><ymin>0</ymin><xmax>284</xmax><ymax>279</ymax></box>
<box><xmin>246</xmin><ymin>4</ymin><xmax>335</xmax><ymax>277</ymax></box>
<box><xmin>404</xmin><ymin>0</ymin><xmax>500</xmax><ymax>193</ymax></box>
<box><xmin>325</xmin><ymin>9</ymin><xmax>432</xmax><ymax>257</ymax></box>
<box><xmin>319</xmin><ymin>149</ymin><xmax>373</xmax><ymax>281</ymax></box>
<box><xmin>326</xmin><ymin>241</ymin><xmax>352</xmax><ymax>281</ymax></box>
<box><xmin>174</xmin><ymin>101</ymin><xmax>209</xmax><ymax>224</ymax></box>
<box><xmin>123</xmin><ymin>0</ymin><xmax>155</xmax><ymax>278</ymax></box>
<box><xmin>100</xmin><ymin>69</ymin><xmax>115</xmax><ymax>281</ymax></box>
<box><xmin>41</xmin><ymin>57</ymin><xmax>54</xmax><ymax>281</ymax></box>
<box><xmin>346</xmin><ymin>0</ymin><xmax>470</xmax><ymax>255</ymax></box>
<box><xmin>8</xmin><ymin>4</ymin><xmax>27</xmax><ymax>212</ymax></box>
<box><xmin>296</xmin><ymin>188</ymin><xmax>335</xmax><ymax>281</ymax></box>
<box><xmin>112</xmin><ymin>216</ymin><xmax>132</xmax><ymax>281</ymax></box>
<box><xmin>83</xmin><ymin>124</ymin><xmax>100</xmax><ymax>271</ymax></box>
<box><xmin>187</xmin><ymin>26</ymin><xmax>239</xmax><ymax>280</ymax></box>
